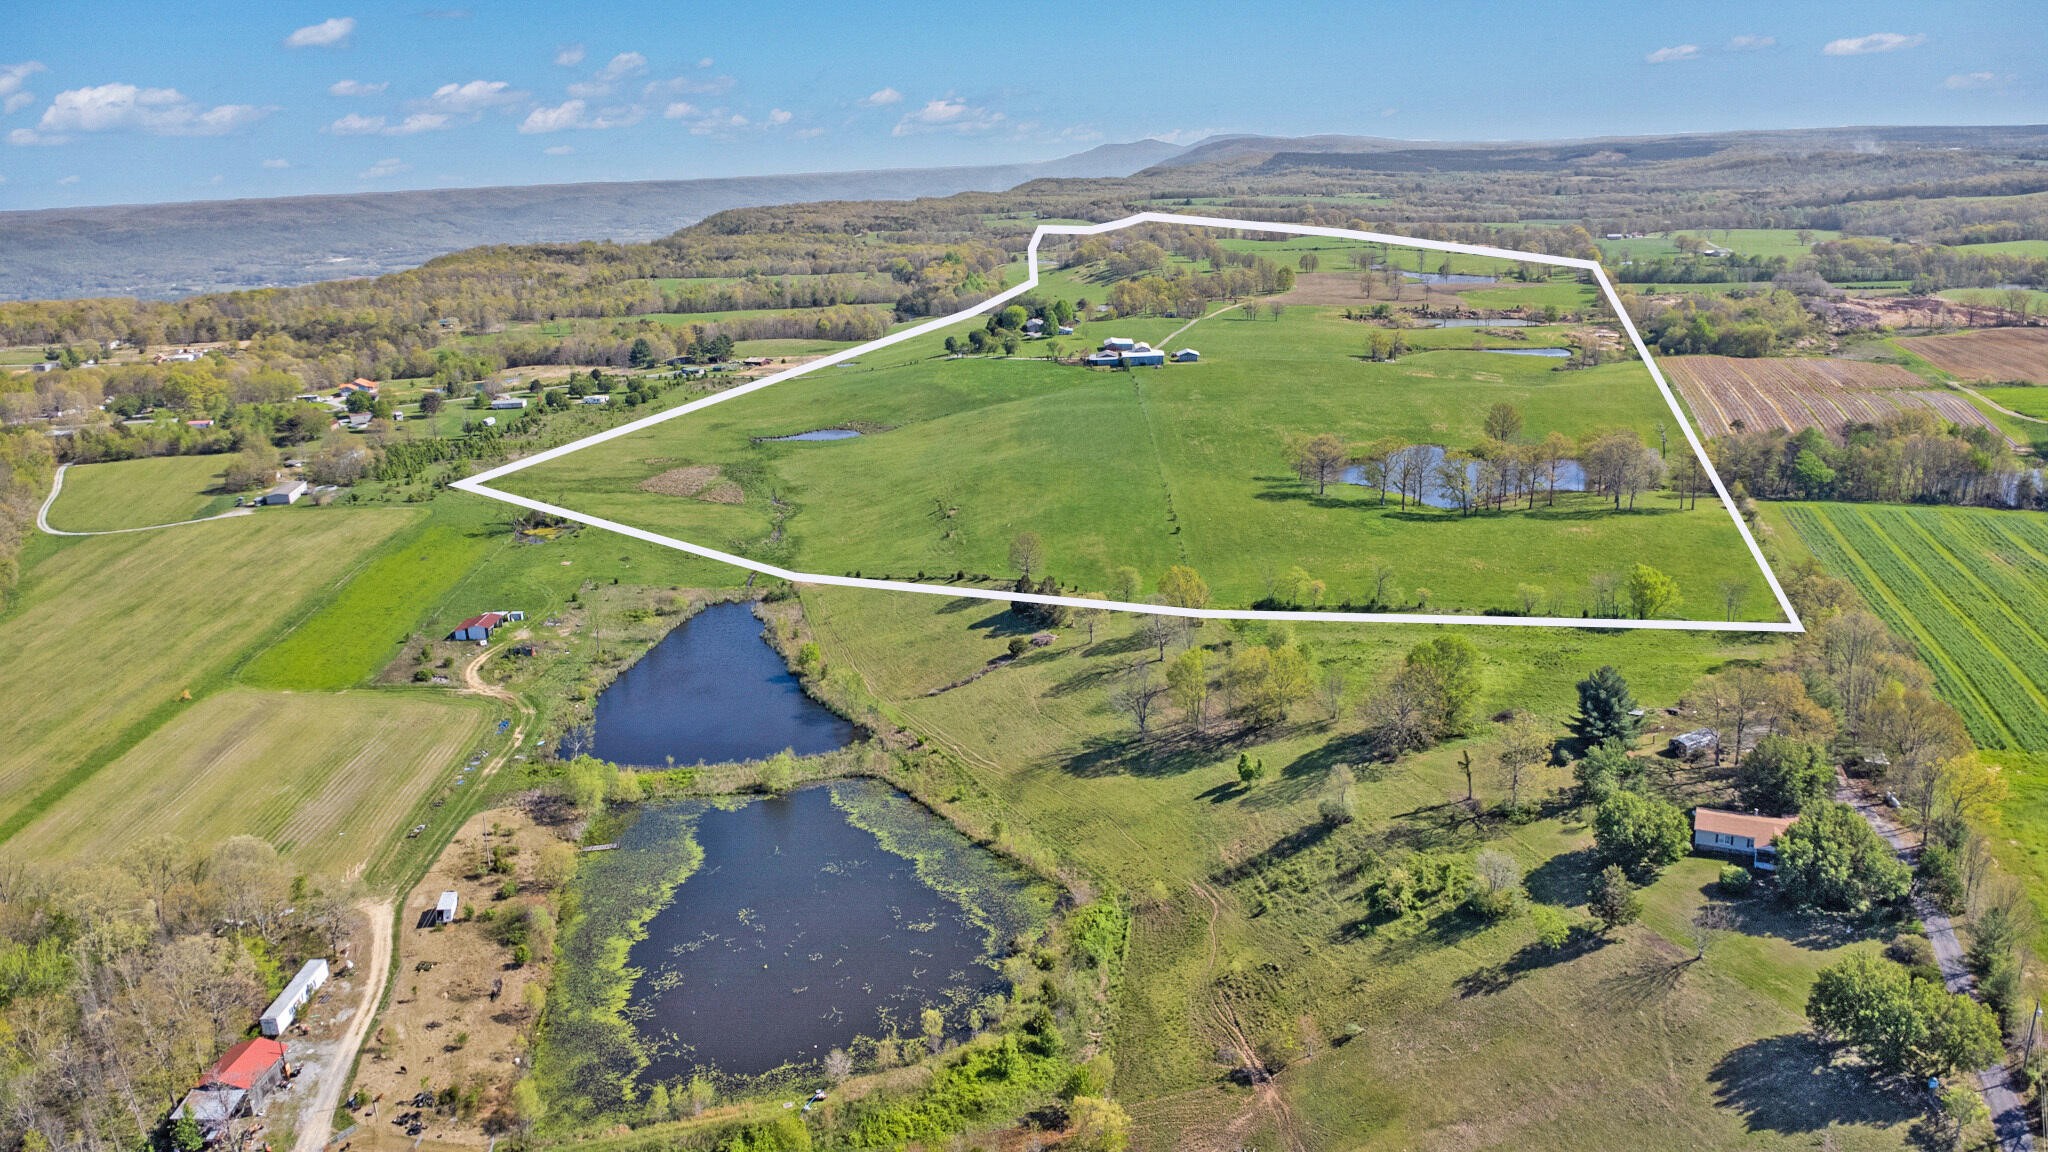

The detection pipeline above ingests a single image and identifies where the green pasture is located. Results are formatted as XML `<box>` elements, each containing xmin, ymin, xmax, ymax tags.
<box><xmin>501</xmin><ymin>300</ymin><xmax>1781</xmax><ymax>620</ymax></box>
<box><xmin>44</xmin><ymin>455</ymin><xmax>241</xmax><ymax>531</ymax></box>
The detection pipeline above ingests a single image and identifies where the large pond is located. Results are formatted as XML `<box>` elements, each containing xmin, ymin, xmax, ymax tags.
<box><xmin>1426</xmin><ymin>317</ymin><xmax>1536</xmax><ymax>328</ymax></box>
<box><xmin>566</xmin><ymin>602</ymin><xmax>854</xmax><ymax>767</ymax></box>
<box><xmin>1341</xmin><ymin>446</ymin><xmax>1588</xmax><ymax>509</ymax></box>
<box><xmin>623</xmin><ymin>780</ymin><xmax>1053</xmax><ymax>1081</ymax></box>
<box><xmin>762</xmin><ymin>428</ymin><xmax>862</xmax><ymax>442</ymax></box>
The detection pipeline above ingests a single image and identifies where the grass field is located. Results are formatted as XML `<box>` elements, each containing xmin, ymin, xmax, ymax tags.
<box><xmin>500</xmin><ymin>285</ymin><xmax>1782</xmax><ymax>621</ymax></box>
<box><xmin>3</xmin><ymin>688</ymin><xmax>491</xmax><ymax>878</ymax></box>
<box><xmin>1773</xmin><ymin>502</ymin><xmax>2048</xmax><ymax>751</ymax></box>
<box><xmin>0</xmin><ymin>509</ymin><xmax>417</xmax><ymax>842</ymax></box>
<box><xmin>1973</xmin><ymin>384</ymin><xmax>2048</xmax><ymax>419</ymax></box>
<box><xmin>45</xmin><ymin>455</ymin><xmax>240</xmax><ymax>531</ymax></box>
<box><xmin>1949</xmin><ymin>239</ymin><xmax>2048</xmax><ymax>258</ymax></box>
<box><xmin>797</xmin><ymin>583</ymin><xmax>1910</xmax><ymax>1150</ymax></box>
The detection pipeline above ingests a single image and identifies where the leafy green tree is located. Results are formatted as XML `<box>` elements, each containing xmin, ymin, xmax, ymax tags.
<box><xmin>628</xmin><ymin>337</ymin><xmax>656</xmax><ymax>368</ymax></box>
<box><xmin>1589</xmin><ymin>864</ymin><xmax>1642</xmax><ymax>932</ymax></box>
<box><xmin>1572</xmin><ymin>665</ymin><xmax>1642</xmax><ymax>743</ymax></box>
<box><xmin>419</xmin><ymin>390</ymin><xmax>445</xmax><ymax>415</ymax></box>
<box><xmin>1482</xmin><ymin>402</ymin><xmax>1523</xmax><ymax>443</ymax></box>
<box><xmin>1158</xmin><ymin>565</ymin><xmax>1210</xmax><ymax>610</ymax></box>
<box><xmin>171</xmin><ymin>1116</ymin><xmax>204</xmax><ymax>1152</ymax></box>
<box><xmin>1807</xmin><ymin>952</ymin><xmax>2002</xmax><ymax>1077</ymax></box>
<box><xmin>1593</xmin><ymin>790</ymin><xmax>1688</xmax><ymax>876</ymax></box>
<box><xmin>1236</xmin><ymin>753</ymin><xmax>1267</xmax><ymax>789</ymax></box>
<box><xmin>1572</xmin><ymin>739</ymin><xmax>1635</xmax><ymax>803</ymax></box>
<box><xmin>1776</xmin><ymin>800</ymin><xmax>1910</xmax><ymax>912</ymax></box>
<box><xmin>1624</xmin><ymin>563</ymin><xmax>1682</xmax><ymax>619</ymax></box>
<box><xmin>1403</xmin><ymin>636</ymin><xmax>1481</xmax><ymax>739</ymax></box>
<box><xmin>1065</xmin><ymin>1096</ymin><xmax>1133</xmax><ymax>1152</ymax></box>
<box><xmin>1530</xmin><ymin>903</ymin><xmax>1573</xmax><ymax>949</ymax></box>
<box><xmin>1166</xmin><ymin>647</ymin><xmax>1208</xmax><ymax>729</ymax></box>
<box><xmin>1736</xmin><ymin>735</ymin><xmax>1833</xmax><ymax>815</ymax></box>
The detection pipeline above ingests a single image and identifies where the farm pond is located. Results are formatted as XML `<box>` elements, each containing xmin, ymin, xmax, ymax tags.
<box><xmin>579</xmin><ymin>779</ymin><xmax>1055</xmax><ymax>1084</ymax></box>
<box><xmin>563</xmin><ymin>602</ymin><xmax>854</xmax><ymax>767</ymax></box>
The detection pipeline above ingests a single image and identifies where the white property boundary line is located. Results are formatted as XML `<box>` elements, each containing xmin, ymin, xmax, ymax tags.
<box><xmin>453</xmin><ymin>212</ymin><xmax>1803</xmax><ymax>634</ymax></box>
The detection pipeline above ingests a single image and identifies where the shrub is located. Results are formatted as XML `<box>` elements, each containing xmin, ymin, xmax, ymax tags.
<box><xmin>1716</xmin><ymin>864</ymin><xmax>1753</xmax><ymax>895</ymax></box>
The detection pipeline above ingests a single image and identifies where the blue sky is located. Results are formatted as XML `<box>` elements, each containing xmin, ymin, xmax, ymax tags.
<box><xmin>1</xmin><ymin>1</ymin><xmax>2041</xmax><ymax>210</ymax></box>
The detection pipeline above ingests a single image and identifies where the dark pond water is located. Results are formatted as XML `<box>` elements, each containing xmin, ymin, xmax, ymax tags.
<box><xmin>1402</xmin><ymin>270</ymin><xmax>1498</xmax><ymax>284</ymax></box>
<box><xmin>566</xmin><ymin>602</ymin><xmax>854</xmax><ymax>767</ymax></box>
<box><xmin>764</xmin><ymin>428</ymin><xmax>862</xmax><ymax>441</ymax></box>
<box><xmin>1341</xmin><ymin>446</ymin><xmax>1588</xmax><ymax>509</ymax></box>
<box><xmin>1427</xmin><ymin>317</ymin><xmax>1535</xmax><ymax>328</ymax></box>
<box><xmin>626</xmin><ymin>780</ymin><xmax>1043</xmax><ymax>1080</ymax></box>
<box><xmin>1480</xmin><ymin>346</ymin><xmax>1572</xmax><ymax>358</ymax></box>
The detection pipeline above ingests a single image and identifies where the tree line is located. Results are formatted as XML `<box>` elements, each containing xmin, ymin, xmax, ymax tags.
<box><xmin>1712</xmin><ymin>412</ymin><xmax>2040</xmax><ymax>509</ymax></box>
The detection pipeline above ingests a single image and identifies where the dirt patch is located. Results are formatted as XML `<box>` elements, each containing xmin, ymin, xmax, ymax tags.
<box><xmin>640</xmin><ymin>464</ymin><xmax>723</xmax><ymax>497</ymax></box>
<box><xmin>696</xmin><ymin>480</ymin><xmax>744</xmax><ymax>504</ymax></box>
<box><xmin>350</xmin><ymin>804</ymin><xmax>569</xmax><ymax>1144</ymax></box>
<box><xmin>1903</xmin><ymin>327</ymin><xmax>2048</xmax><ymax>384</ymax></box>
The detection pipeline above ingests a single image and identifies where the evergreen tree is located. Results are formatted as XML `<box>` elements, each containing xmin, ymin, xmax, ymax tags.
<box><xmin>1573</xmin><ymin>665</ymin><xmax>1642</xmax><ymax>743</ymax></box>
<box><xmin>1590</xmin><ymin>864</ymin><xmax>1642</xmax><ymax>932</ymax></box>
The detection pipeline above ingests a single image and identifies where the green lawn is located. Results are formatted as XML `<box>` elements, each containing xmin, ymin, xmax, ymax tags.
<box><xmin>45</xmin><ymin>455</ymin><xmax>240</xmax><ymax>531</ymax></box>
<box><xmin>795</xmin><ymin>582</ymin><xmax>1908</xmax><ymax>1150</ymax></box>
<box><xmin>1973</xmin><ymin>384</ymin><xmax>2048</xmax><ymax>419</ymax></box>
<box><xmin>501</xmin><ymin>299</ymin><xmax>1781</xmax><ymax>621</ymax></box>
<box><xmin>1949</xmin><ymin>239</ymin><xmax>2048</xmax><ymax>259</ymax></box>
<box><xmin>1940</xmin><ymin>286</ymin><xmax>2048</xmax><ymax>313</ymax></box>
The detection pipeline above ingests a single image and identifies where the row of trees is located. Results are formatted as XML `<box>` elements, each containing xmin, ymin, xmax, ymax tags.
<box><xmin>1713</xmin><ymin>416</ymin><xmax>2042</xmax><ymax>509</ymax></box>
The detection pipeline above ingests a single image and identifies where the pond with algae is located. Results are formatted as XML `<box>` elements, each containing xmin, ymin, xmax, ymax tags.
<box><xmin>576</xmin><ymin>779</ymin><xmax>1055</xmax><ymax>1088</ymax></box>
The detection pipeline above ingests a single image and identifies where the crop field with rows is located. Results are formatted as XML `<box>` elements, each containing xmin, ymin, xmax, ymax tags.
<box><xmin>1781</xmin><ymin>502</ymin><xmax>2048</xmax><ymax>751</ymax></box>
<box><xmin>1663</xmin><ymin>356</ymin><xmax>2003</xmax><ymax>440</ymax></box>
<box><xmin>1902</xmin><ymin>328</ymin><xmax>2048</xmax><ymax>384</ymax></box>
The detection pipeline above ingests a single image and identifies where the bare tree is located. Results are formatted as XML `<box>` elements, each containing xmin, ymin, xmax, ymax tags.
<box><xmin>1110</xmin><ymin>662</ymin><xmax>1166</xmax><ymax>737</ymax></box>
<box><xmin>1288</xmin><ymin>433</ymin><xmax>1350</xmax><ymax>495</ymax></box>
<box><xmin>1008</xmin><ymin>532</ymin><xmax>1044</xmax><ymax>580</ymax></box>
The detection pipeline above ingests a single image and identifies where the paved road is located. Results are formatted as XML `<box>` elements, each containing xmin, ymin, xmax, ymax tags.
<box><xmin>1837</xmin><ymin>776</ymin><xmax>2035</xmax><ymax>1150</ymax></box>
<box><xmin>36</xmin><ymin>462</ymin><xmax>254</xmax><ymax>536</ymax></box>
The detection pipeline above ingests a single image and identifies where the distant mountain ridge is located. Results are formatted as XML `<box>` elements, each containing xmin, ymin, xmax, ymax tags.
<box><xmin>0</xmin><ymin>140</ymin><xmax>1186</xmax><ymax>302</ymax></box>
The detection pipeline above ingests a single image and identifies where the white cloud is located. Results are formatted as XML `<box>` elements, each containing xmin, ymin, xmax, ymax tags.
<box><xmin>728</xmin><ymin>113</ymin><xmax>749</xmax><ymax>127</ymax></box>
<box><xmin>7</xmin><ymin>127</ymin><xmax>64</xmax><ymax>146</ymax></box>
<box><xmin>795</xmin><ymin>126</ymin><xmax>824</xmax><ymax>139</ymax></box>
<box><xmin>519</xmin><ymin>99</ymin><xmax>640</xmax><ymax>133</ymax></box>
<box><xmin>860</xmin><ymin>87</ymin><xmax>903</xmax><ymax>107</ymax></box>
<box><xmin>892</xmin><ymin>97</ymin><xmax>1003</xmax><ymax>136</ymax></box>
<box><xmin>1727</xmin><ymin>34</ymin><xmax>1776</xmax><ymax>50</ymax></box>
<box><xmin>389</xmin><ymin>112</ymin><xmax>450</xmax><ymax>134</ymax></box>
<box><xmin>645</xmin><ymin>73</ymin><xmax>735</xmax><ymax>98</ymax></box>
<box><xmin>767</xmin><ymin>108</ymin><xmax>791</xmax><ymax>126</ymax></box>
<box><xmin>697</xmin><ymin>57</ymin><xmax>714</xmax><ymax>69</ymax></box>
<box><xmin>1823</xmin><ymin>32</ymin><xmax>1925</xmax><ymax>56</ymax></box>
<box><xmin>285</xmin><ymin>17</ymin><xmax>356</xmax><ymax>48</ymax></box>
<box><xmin>596</xmin><ymin>52</ymin><xmax>647</xmax><ymax>82</ymax></box>
<box><xmin>328</xmin><ymin>78</ymin><xmax>387</xmax><ymax>96</ymax></box>
<box><xmin>1645</xmin><ymin>44</ymin><xmax>1701</xmax><ymax>64</ymax></box>
<box><xmin>554</xmin><ymin>44</ymin><xmax>585</xmax><ymax>67</ymax></box>
<box><xmin>543</xmin><ymin>144</ymin><xmax>573</xmax><ymax>155</ymax></box>
<box><xmin>58</xmin><ymin>174</ymin><xmax>78</xmax><ymax>184</ymax></box>
<box><xmin>1943</xmin><ymin>71</ymin><xmax>2012</xmax><ymax>90</ymax></box>
<box><xmin>662</xmin><ymin>101</ymin><xmax>698</xmax><ymax>119</ymax></box>
<box><xmin>0</xmin><ymin>61</ymin><xmax>45</xmax><ymax>99</ymax></box>
<box><xmin>327</xmin><ymin>112</ymin><xmax>386</xmax><ymax>135</ymax></box>
<box><xmin>426</xmin><ymin>79</ymin><xmax>523</xmax><ymax>113</ymax></box>
<box><xmin>39</xmin><ymin>84</ymin><xmax>267</xmax><ymax>137</ymax></box>
<box><xmin>3</xmin><ymin>93</ymin><xmax>32</xmax><ymax>115</ymax></box>
<box><xmin>359</xmin><ymin>157</ymin><xmax>406</xmax><ymax>179</ymax></box>
<box><xmin>262</xmin><ymin>158</ymin><xmax>290</xmax><ymax>168</ymax></box>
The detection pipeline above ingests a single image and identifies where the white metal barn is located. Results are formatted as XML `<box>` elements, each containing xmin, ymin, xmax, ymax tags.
<box><xmin>259</xmin><ymin>958</ymin><xmax>330</xmax><ymax>1037</ymax></box>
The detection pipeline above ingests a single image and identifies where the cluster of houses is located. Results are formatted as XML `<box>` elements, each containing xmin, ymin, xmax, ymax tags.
<box><xmin>449</xmin><ymin>609</ymin><xmax>526</xmax><ymax>643</ymax></box>
<box><xmin>1081</xmin><ymin>337</ymin><xmax>1198</xmax><ymax>369</ymax></box>
<box><xmin>1022</xmin><ymin>317</ymin><xmax>1075</xmax><ymax>336</ymax></box>
<box><xmin>170</xmin><ymin>958</ymin><xmax>330</xmax><ymax>1145</ymax></box>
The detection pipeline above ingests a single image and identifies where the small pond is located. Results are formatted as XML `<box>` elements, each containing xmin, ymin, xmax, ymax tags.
<box><xmin>1341</xmin><ymin>446</ymin><xmax>1587</xmax><ymax>509</ymax></box>
<box><xmin>1479</xmin><ymin>347</ymin><xmax>1573</xmax><ymax>358</ymax></box>
<box><xmin>763</xmin><ymin>428</ymin><xmax>862</xmax><ymax>441</ymax></box>
<box><xmin>1401</xmin><ymin>270</ymin><xmax>1498</xmax><ymax>285</ymax></box>
<box><xmin>624</xmin><ymin>780</ymin><xmax>1052</xmax><ymax>1081</ymax></box>
<box><xmin>1426</xmin><ymin>317</ymin><xmax>1536</xmax><ymax>328</ymax></box>
<box><xmin>565</xmin><ymin>602</ymin><xmax>854</xmax><ymax>767</ymax></box>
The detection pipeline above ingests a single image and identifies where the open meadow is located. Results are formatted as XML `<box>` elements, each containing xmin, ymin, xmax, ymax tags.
<box><xmin>500</xmin><ymin>250</ymin><xmax>1783</xmax><ymax>622</ymax></box>
<box><xmin>43</xmin><ymin>454</ymin><xmax>242</xmax><ymax>531</ymax></box>
<box><xmin>796</xmin><ymin>583</ymin><xmax>1912</xmax><ymax>1150</ymax></box>
<box><xmin>3</xmin><ymin>688</ymin><xmax>491</xmax><ymax>878</ymax></box>
<box><xmin>0</xmin><ymin>509</ymin><xmax>419</xmax><ymax>841</ymax></box>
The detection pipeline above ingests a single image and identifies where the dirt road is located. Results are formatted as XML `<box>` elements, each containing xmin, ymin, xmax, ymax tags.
<box><xmin>292</xmin><ymin>898</ymin><xmax>394</xmax><ymax>1152</ymax></box>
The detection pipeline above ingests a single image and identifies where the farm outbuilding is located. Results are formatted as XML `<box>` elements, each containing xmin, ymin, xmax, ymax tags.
<box><xmin>1669</xmin><ymin>729</ymin><xmax>1719</xmax><ymax>760</ymax></box>
<box><xmin>489</xmin><ymin>396</ymin><xmax>528</xmax><ymax>410</ymax></box>
<box><xmin>262</xmin><ymin>480</ymin><xmax>308</xmax><ymax>505</ymax></box>
<box><xmin>1693</xmin><ymin>808</ymin><xmax>1799</xmax><ymax>871</ymax></box>
<box><xmin>434</xmin><ymin>890</ymin><xmax>459</xmax><ymax>924</ymax></box>
<box><xmin>1101</xmin><ymin>337</ymin><xmax>1137</xmax><ymax>352</ymax></box>
<box><xmin>1173</xmin><ymin>349</ymin><xmax>1200</xmax><ymax>362</ymax></box>
<box><xmin>449</xmin><ymin>612</ymin><xmax>507</xmax><ymax>642</ymax></box>
<box><xmin>1123</xmin><ymin>347</ymin><xmax>1165</xmax><ymax>367</ymax></box>
<box><xmin>172</xmin><ymin>1038</ymin><xmax>288</xmax><ymax>1136</ymax></box>
<box><xmin>259</xmin><ymin>959</ymin><xmax>329</xmax><ymax>1037</ymax></box>
<box><xmin>1083</xmin><ymin>351</ymin><xmax>1122</xmax><ymax>367</ymax></box>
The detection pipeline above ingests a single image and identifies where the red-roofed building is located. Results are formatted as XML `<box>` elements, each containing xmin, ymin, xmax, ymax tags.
<box><xmin>450</xmin><ymin>612</ymin><xmax>507</xmax><ymax>642</ymax></box>
<box><xmin>172</xmin><ymin>1038</ymin><xmax>288</xmax><ymax>1141</ymax></box>
<box><xmin>1693</xmin><ymin>807</ymin><xmax>1799</xmax><ymax>871</ymax></box>
<box><xmin>339</xmin><ymin>378</ymin><xmax>379</xmax><ymax>396</ymax></box>
<box><xmin>207</xmin><ymin>1038</ymin><xmax>287</xmax><ymax>1094</ymax></box>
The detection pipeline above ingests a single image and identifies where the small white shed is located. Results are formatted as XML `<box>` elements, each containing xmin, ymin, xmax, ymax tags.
<box><xmin>259</xmin><ymin>958</ymin><xmax>330</xmax><ymax>1037</ymax></box>
<box><xmin>434</xmin><ymin>890</ymin><xmax>459</xmax><ymax>925</ymax></box>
